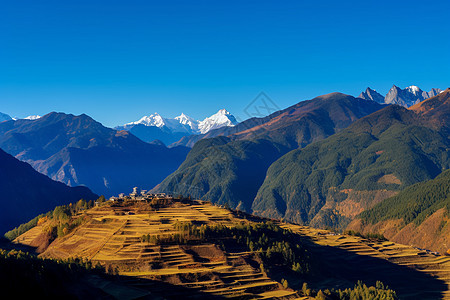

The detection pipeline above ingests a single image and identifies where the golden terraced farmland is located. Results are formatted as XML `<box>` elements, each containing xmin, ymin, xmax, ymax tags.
<box><xmin>15</xmin><ymin>200</ymin><xmax>299</xmax><ymax>299</ymax></box>
<box><xmin>14</xmin><ymin>199</ymin><xmax>450</xmax><ymax>299</ymax></box>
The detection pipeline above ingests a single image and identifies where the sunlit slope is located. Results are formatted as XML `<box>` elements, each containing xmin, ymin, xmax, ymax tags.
<box><xmin>348</xmin><ymin>169</ymin><xmax>450</xmax><ymax>254</ymax></box>
<box><xmin>15</xmin><ymin>199</ymin><xmax>450</xmax><ymax>299</ymax></box>
<box><xmin>16</xmin><ymin>201</ymin><xmax>298</xmax><ymax>299</ymax></box>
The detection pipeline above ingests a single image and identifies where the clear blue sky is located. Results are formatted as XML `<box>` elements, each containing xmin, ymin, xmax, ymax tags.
<box><xmin>1</xmin><ymin>0</ymin><xmax>449</xmax><ymax>127</ymax></box>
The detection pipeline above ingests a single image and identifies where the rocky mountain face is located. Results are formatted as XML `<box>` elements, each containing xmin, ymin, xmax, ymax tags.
<box><xmin>116</xmin><ymin>109</ymin><xmax>238</xmax><ymax>145</ymax></box>
<box><xmin>358</xmin><ymin>85</ymin><xmax>442</xmax><ymax>107</ymax></box>
<box><xmin>154</xmin><ymin>93</ymin><xmax>385</xmax><ymax>211</ymax></box>
<box><xmin>0</xmin><ymin>148</ymin><xmax>97</xmax><ymax>234</ymax></box>
<box><xmin>253</xmin><ymin>89</ymin><xmax>450</xmax><ymax>228</ymax></box>
<box><xmin>0</xmin><ymin>112</ymin><xmax>190</xmax><ymax>197</ymax></box>
<box><xmin>358</xmin><ymin>88</ymin><xmax>385</xmax><ymax>103</ymax></box>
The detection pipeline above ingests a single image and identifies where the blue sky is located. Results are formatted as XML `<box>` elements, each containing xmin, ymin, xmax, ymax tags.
<box><xmin>1</xmin><ymin>0</ymin><xmax>449</xmax><ymax>127</ymax></box>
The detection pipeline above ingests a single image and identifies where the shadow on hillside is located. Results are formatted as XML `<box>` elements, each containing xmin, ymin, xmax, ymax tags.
<box><xmin>87</xmin><ymin>274</ymin><xmax>227</xmax><ymax>300</ymax></box>
<box><xmin>3</xmin><ymin>231</ymin><xmax>448</xmax><ymax>299</ymax></box>
<box><xmin>297</xmin><ymin>235</ymin><xmax>448</xmax><ymax>300</ymax></box>
<box><xmin>0</xmin><ymin>238</ymin><xmax>226</xmax><ymax>300</ymax></box>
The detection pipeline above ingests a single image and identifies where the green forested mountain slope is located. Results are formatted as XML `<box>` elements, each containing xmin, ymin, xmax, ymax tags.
<box><xmin>359</xmin><ymin>169</ymin><xmax>450</xmax><ymax>226</ymax></box>
<box><xmin>347</xmin><ymin>169</ymin><xmax>450</xmax><ymax>253</ymax></box>
<box><xmin>155</xmin><ymin>93</ymin><xmax>385</xmax><ymax>210</ymax></box>
<box><xmin>253</xmin><ymin>89</ymin><xmax>450</xmax><ymax>228</ymax></box>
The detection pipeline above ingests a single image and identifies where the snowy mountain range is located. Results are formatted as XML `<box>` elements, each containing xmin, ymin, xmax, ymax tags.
<box><xmin>121</xmin><ymin>109</ymin><xmax>238</xmax><ymax>135</ymax></box>
<box><xmin>0</xmin><ymin>113</ymin><xmax>42</xmax><ymax>122</ymax></box>
<box><xmin>358</xmin><ymin>85</ymin><xmax>442</xmax><ymax>107</ymax></box>
<box><xmin>24</xmin><ymin>115</ymin><xmax>42</xmax><ymax>120</ymax></box>
<box><xmin>116</xmin><ymin>109</ymin><xmax>239</xmax><ymax>145</ymax></box>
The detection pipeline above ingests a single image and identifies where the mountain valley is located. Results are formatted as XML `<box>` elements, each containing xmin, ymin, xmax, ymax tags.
<box><xmin>0</xmin><ymin>112</ymin><xmax>190</xmax><ymax>197</ymax></box>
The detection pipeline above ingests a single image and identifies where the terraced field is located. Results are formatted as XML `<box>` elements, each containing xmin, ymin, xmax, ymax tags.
<box><xmin>16</xmin><ymin>201</ymin><xmax>298</xmax><ymax>299</ymax></box>
<box><xmin>14</xmin><ymin>200</ymin><xmax>450</xmax><ymax>299</ymax></box>
<box><xmin>283</xmin><ymin>224</ymin><xmax>450</xmax><ymax>299</ymax></box>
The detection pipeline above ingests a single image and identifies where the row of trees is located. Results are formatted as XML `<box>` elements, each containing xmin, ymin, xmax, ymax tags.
<box><xmin>304</xmin><ymin>281</ymin><xmax>397</xmax><ymax>300</ymax></box>
<box><xmin>140</xmin><ymin>221</ymin><xmax>310</xmax><ymax>275</ymax></box>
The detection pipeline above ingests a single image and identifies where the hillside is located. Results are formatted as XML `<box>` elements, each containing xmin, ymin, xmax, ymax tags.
<box><xmin>172</xmin><ymin>92</ymin><xmax>385</xmax><ymax>148</ymax></box>
<box><xmin>253</xmin><ymin>89</ymin><xmax>450</xmax><ymax>229</ymax></box>
<box><xmin>348</xmin><ymin>169</ymin><xmax>450</xmax><ymax>254</ymax></box>
<box><xmin>0</xmin><ymin>148</ymin><xmax>97</xmax><ymax>234</ymax></box>
<box><xmin>12</xmin><ymin>198</ymin><xmax>450</xmax><ymax>299</ymax></box>
<box><xmin>156</xmin><ymin>93</ymin><xmax>385</xmax><ymax>211</ymax></box>
<box><xmin>0</xmin><ymin>112</ymin><xmax>190</xmax><ymax>196</ymax></box>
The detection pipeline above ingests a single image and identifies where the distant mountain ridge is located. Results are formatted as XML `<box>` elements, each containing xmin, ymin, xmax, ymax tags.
<box><xmin>172</xmin><ymin>92</ymin><xmax>387</xmax><ymax>148</ymax></box>
<box><xmin>358</xmin><ymin>85</ymin><xmax>442</xmax><ymax>107</ymax></box>
<box><xmin>116</xmin><ymin>109</ymin><xmax>238</xmax><ymax>145</ymax></box>
<box><xmin>0</xmin><ymin>112</ymin><xmax>190</xmax><ymax>197</ymax></box>
<box><xmin>155</xmin><ymin>93</ymin><xmax>386</xmax><ymax>211</ymax></box>
<box><xmin>254</xmin><ymin>89</ymin><xmax>450</xmax><ymax>228</ymax></box>
<box><xmin>0</xmin><ymin>147</ymin><xmax>97</xmax><ymax>234</ymax></box>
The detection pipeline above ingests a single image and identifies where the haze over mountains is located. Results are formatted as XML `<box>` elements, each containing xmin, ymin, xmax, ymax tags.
<box><xmin>0</xmin><ymin>148</ymin><xmax>96</xmax><ymax>233</ymax></box>
<box><xmin>0</xmin><ymin>112</ymin><xmax>189</xmax><ymax>197</ymax></box>
<box><xmin>358</xmin><ymin>85</ymin><xmax>442</xmax><ymax>107</ymax></box>
<box><xmin>116</xmin><ymin>109</ymin><xmax>238</xmax><ymax>145</ymax></box>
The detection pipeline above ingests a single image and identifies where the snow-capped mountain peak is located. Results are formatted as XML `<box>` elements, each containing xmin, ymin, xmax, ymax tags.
<box><xmin>406</xmin><ymin>85</ymin><xmax>421</xmax><ymax>95</ymax></box>
<box><xmin>128</xmin><ymin>113</ymin><xmax>166</xmax><ymax>127</ymax></box>
<box><xmin>173</xmin><ymin>113</ymin><xmax>198</xmax><ymax>132</ymax></box>
<box><xmin>120</xmin><ymin>109</ymin><xmax>238</xmax><ymax>137</ymax></box>
<box><xmin>24</xmin><ymin>115</ymin><xmax>41</xmax><ymax>120</ymax></box>
<box><xmin>198</xmin><ymin>109</ymin><xmax>238</xmax><ymax>134</ymax></box>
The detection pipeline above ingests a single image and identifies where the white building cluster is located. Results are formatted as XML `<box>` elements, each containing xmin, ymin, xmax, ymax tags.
<box><xmin>109</xmin><ymin>187</ymin><xmax>173</xmax><ymax>202</ymax></box>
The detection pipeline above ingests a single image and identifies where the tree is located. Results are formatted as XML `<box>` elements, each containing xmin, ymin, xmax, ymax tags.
<box><xmin>281</xmin><ymin>278</ymin><xmax>289</xmax><ymax>289</ymax></box>
<box><xmin>316</xmin><ymin>290</ymin><xmax>326</xmax><ymax>300</ymax></box>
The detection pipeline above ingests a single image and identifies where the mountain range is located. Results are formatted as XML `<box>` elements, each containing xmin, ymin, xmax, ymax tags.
<box><xmin>116</xmin><ymin>109</ymin><xmax>238</xmax><ymax>145</ymax></box>
<box><xmin>358</xmin><ymin>85</ymin><xmax>442</xmax><ymax>107</ymax></box>
<box><xmin>2</xmin><ymin>86</ymin><xmax>450</xmax><ymax>256</ymax></box>
<box><xmin>0</xmin><ymin>112</ymin><xmax>190</xmax><ymax>197</ymax></box>
<box><xmin>0</xmin><ymin>148</ymin><xmax>97</xmax><ymax>234</ymax></box>
<box><xmin>155</xmin><ymin>88</ymin><xmax>450</xmax><ymax>255</ymax></box>
<box><xmin>254</xmin><ymin>88</ymin><xmax>450</xmax><ymax>228</ymax></box>
<box><xmin>154</xmin><ymin>93</ymin><xmax>385</xmax><ymax>211</ymax></box>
